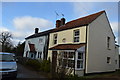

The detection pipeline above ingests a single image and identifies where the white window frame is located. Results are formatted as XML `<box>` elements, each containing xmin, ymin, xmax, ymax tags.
<box><xmin>73</xmin><ymin>29</ymin><xmax>80</xmax><ymax>43</ymax></box>
<box><xmin>38</xmin><ymin>52</ymin><xmax>42</xmax><ymax>59</ymax></box>
<box><xmin>75</xmin><ymin>52</ymin><xmax>84</xmax><ymax>70</ymax></box>
<box><xmin>61</xmin><ymin>50</ymin><xmax>75</xmax><ymax>69</ymax></box>
<box><xmin>39</xmin><ymin>38</ymin><xmax>43</xmax><ymax>44</ymax></box>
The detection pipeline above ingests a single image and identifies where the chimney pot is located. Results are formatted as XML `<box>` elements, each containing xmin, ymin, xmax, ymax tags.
<box><xmin>61</xmin><ymin>18</ymin><xmax>65</xmax><ymax>25</ymax></box>
<box><xmin>56</xmin><ymin>20</ymin><xmax>61</xmax><ymax>28</ymax></box>
<box><xmin>35</xmin><ymin>28</ymin><xmax>39</xmax><ymax>34</ymax></box>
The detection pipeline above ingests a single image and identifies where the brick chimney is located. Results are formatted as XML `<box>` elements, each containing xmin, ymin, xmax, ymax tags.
<box><xmin>35</xmin><ymin>28</ymin><xmax>39</xmax><ymax>34</ymax></box>
<box><xmin>61</xmin><ymin>18</ymin><xmax>65</xmax><ymax>26</ymax></box>
<box><xmin>56</xmin><ymin>20</ymin><xmax>61</xmax><ymax>28</ymax></box>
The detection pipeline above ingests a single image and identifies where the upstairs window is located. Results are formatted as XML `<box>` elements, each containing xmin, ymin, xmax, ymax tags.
<box><xmin>39</xmin><ymin>39</ymin><xmax>43</xmax><ymax>43</ymax></box>
<box><xmin>74</xmin><ymin>30</ymin><xmax>80</xmax><ymax>42</ymax></box>
<box><xmin>53</xmin><ymin>34</ymin><xmax>57</xmax><ymax>44</ymax></box>
<box><xmin>107</xmin><ymin>37</ymin><xmax>110</xmax><ymax>49</ymax></box>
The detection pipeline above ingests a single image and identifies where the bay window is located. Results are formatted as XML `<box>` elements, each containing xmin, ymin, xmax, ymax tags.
<box><xmin>77</xmin><ymin>52</ymin><xmax>84</xmax><ymax>69</ymax></box>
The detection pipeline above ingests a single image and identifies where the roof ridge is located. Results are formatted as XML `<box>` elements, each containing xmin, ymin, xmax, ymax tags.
<box><xmin>65</xmin><ymin>10</ymin><xmax>105</xmax><ymax>25</ymax></box>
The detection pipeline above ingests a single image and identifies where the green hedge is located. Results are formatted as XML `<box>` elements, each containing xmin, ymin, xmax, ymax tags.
<box><xmin>17</xmin><ymin>56</ymin><xmax>51</xmax><ymax>72</ymax></box>
<box><xmin>25</xmin><ymin>59</ymin><xmax>41</xmax><ymax>71</ymax></box>
<box><xmin>40</xmin><ymin>60</ymin><xmax>51</xmax><ymax>72</ymax></box>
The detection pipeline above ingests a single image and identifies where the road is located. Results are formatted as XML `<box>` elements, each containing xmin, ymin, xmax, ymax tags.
<box><xmin>16</xmin><ymin>63</ymin><xmax>48</xmax><ymax>80</ymax></box>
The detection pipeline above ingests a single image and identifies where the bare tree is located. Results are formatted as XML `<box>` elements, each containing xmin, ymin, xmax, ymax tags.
<box><xmin>0</xmin><ymin>31</ymin><xmax>13</xmax><ymax>52</ymax></box>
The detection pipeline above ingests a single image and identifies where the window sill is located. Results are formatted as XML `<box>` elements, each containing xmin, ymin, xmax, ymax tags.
<box><xmin>75</xmin><ymin>68</ymin><xmax>84</xmax><ymax>71</ymax></box>
<box><xmin>108</xmin><ymin>48</ymin><xmax>111</xmax><ymax>50</ymax></box>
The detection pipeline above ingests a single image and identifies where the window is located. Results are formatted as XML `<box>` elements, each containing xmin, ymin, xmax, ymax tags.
<box><xmin>74</xmin><ymin>30</ymin><xmax>80</xmax><ymax>42</ymax></box>
<box><xmin>107</xmin><ymin>37</ymin><xmax>110</xmax><ymax>49</ymax></box>
<box><xmin>107</xmin><ymin>57</ymin><xmax>111</xmax><ymax>64</ymax></box>
<box><xmin>31</xmin><ymin>54</ymin><xmax>34</xmax><ymax>58</ymax></box>
<box><xmin>63</xmin><ymin>59</ymin><xmax>67</xmax><ymax>67</ymax></box>
<box><xmin>62</xmin><ymin>51</ymin><xmax>75</xmax><ymax>68</ymax></box>
<box><xmin>28</xmin><ymin>41</ymin><xmax>31</xmax><ymax>44</ymax></box>
<box><xmin>68</xmin><ymin>60</ymin><xmax>74</xmax><ymax>68</ymax></box>
<box><xmin>39</xmin><ymin>39</ymin><xmax>43</xmax><ymax>43</ymax></box>
<box><xmin>64</xmin><ymin>52</ymin><xmax>67</xmax><ymax>58</ymax></box>
<box><xmin>68</xmin><ymin>52</ymin><xmax>74</xmax><ymax>58</ymax></box>
<box><xmin>38</xmin><ymin>52</ymin><xmax>42</xmax><ymax>59</ymax></box>
<box><xmin>115</xmin><ymin>60</ymin><xmax>117</xmax><ymax>64</ymax></box>
<box><xmin>77</xmin><ymin>52</ymin><xmax>83</xmax><ymax>69</ymax></box>
<box><xmin>26</xmin><ymin>51</ymin><xmax>28</xmax><ymax>57</ymax></box>
<box><xmin>53</xmin><ymin>34</ymin><xmax>57</xmax><ymax>44</ymax></box>
<box><xmin>78</xmin><ymin>52</ymin><xmax>83</xmax><ymax>59</ymax></box>
<box><xmin>77</xmin><ymin>60</ymin><xmax>83</xmax><ymax>68</ymax></box>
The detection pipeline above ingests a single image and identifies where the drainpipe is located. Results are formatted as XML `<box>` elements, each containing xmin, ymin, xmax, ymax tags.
<box><xmin>84</xmin><ymin>25</ymin><xmax>88</xmax><ymax>76</ymax></box>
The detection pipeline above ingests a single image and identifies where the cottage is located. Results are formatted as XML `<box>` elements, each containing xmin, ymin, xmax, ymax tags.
<box><xmin>48</xmin><ymin>11</ymin><xmax>119</xmax><ymax>76</ymax></box>
<box><xmin>23</xmin><ymin>10</ymin><xmax>119</xmax><ymax>76</ymax></box>
<box><xmin>23</xmin><ymin>28</ymin><xmax>54</xmax><ymax>60</ymax></box>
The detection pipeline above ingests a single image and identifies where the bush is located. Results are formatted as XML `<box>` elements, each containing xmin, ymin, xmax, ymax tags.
<box><xmin>16</xmin><ymin>56</ymin><xmax>29</xmax><ymax>65</ymax></box>
<box><xmin>25</xmin><ymin>59</ymin><xmax>41</xmax><ymax>71</ymax></box>
<box><xmin>17</xmin><ymin>56</ymin><xmax>51</xmax><ymax>72</ymax></box>
<box><xmin>40</xmin><ymin>59</ymin><xmax>51</xmax><ymax>72</ymax></box>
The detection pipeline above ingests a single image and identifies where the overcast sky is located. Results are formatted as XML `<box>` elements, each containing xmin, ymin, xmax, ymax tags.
<box><xmin>0</xmin><ymin>2</ymin><xmax>119</xmax><ymax>47</ymax></box>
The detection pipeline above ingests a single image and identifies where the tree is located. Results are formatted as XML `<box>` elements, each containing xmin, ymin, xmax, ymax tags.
<box><xmin>15</xmin><ymin>42</ymin><xmax>25</xmax><ymax>56</ymax></box>
<box><xmin>0</xmin><ymin>31</ymin><xmax>13</xmax><ymax>52</ymax></box>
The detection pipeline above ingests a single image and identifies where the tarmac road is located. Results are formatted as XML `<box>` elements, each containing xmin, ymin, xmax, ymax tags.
<box><xmin>16</xmin><ymin>63</ymin><xmax>47</xmax><ymax>80</ymax></box>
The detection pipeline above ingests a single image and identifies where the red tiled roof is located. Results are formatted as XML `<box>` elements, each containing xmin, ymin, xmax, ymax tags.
<box><xmin>25</xmin><ymin>11</ymin><xmax>105</xmax><ymax>39</ymax></box>
<box><xmin>52</xmin><ymin>11</ymin><xmax>105</xmax><ymax>32</ymax></box>
<box><xmin>29</xmin><ymin>44</ymin><xmax>36</xmax><ymax>52</ymax></box>
<box><xmin>49</xmin><ymin>43</ymin><xmax>86</xmax><ymax>50</ymax></box>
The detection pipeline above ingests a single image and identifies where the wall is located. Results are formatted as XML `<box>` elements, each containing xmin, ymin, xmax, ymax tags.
<box><xmin>23</xmin><ymin>35</ymin><xmax>47</xmax><ymax>60</ymax></box>
<box><xmin>115</xmin><ymin>45</ymin><xmax>119</xmax><ymax>69</ymax></box>
<box><xmin>86</xmin><ymin>13</ymin><xmax>116</xmax><ymax>74</ymax></box>
<box><xmin>48</xmin><ymin>26</ymin><xmax>86</xmax><ymax>60</ymax></box>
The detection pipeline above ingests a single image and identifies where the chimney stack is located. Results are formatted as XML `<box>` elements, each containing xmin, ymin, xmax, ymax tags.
<box><xmin>61</xmin><ymin>18</ymin><xmax>65</xmax><ymax>25</ymax></box>
<box><xmin>35</xmin><ymin>28</ymin><xmax>39</xmax><ymax>34</ymax></box>
<box><xmin>56</xmin><ymin>20</ymin><xmax>61</xmax><ymax>28</ymax></box>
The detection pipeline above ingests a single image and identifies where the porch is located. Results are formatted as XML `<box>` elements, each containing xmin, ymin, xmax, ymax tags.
<box><xmin>49</xmin><ymin>43</ymin><xmax>86</xmax><ymax>76</ymax></box>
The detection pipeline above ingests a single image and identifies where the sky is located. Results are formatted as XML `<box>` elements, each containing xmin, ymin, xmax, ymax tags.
<box><xmin>0</xmin><ymin>2</ymin><xmax>119</xmax><ymax>48</ymax></box>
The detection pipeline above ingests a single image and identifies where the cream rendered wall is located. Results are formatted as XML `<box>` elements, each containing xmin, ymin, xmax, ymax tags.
<box><xmin>86</xmin><ymin>13</ymin><xmax>116</xmax><ymax>74</ymax></box>
<box><xmin>48</xmin><ymin>26</ymin><xmax>86</xmax><ymax>60</ymax></box>
<box><xmin>115</xmin><ymin>45</ymin><xmax>119</xmax><ymax>70</ymax></box>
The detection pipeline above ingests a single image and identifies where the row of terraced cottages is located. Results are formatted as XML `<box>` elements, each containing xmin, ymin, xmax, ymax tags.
<box><xmin>23</xmin><ymin>10</ymin><xmax>119</xmax><ymax>76</ymax></box>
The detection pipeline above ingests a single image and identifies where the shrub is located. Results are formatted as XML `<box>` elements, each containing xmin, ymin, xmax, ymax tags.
<box><xmin>16</xmin><ymin>56</ymin><xmax>29</xmax><ymax>65</ymax></box>
<box><xmin>40</xmin><ymin>59</ymin><xmax>51</xmax><ymax>72</ymax></box>
<box><xmin>25</xmin><ymin>59</ymin><xmax>41</xmax><ymax>71</ymax></box>
<box><xmin>17</xmin><ymin>56</ymin><xmax>51</xmax><ymax>72</ymax></box>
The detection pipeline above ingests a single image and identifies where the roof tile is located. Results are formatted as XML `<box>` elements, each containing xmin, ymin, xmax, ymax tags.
<box><xmin>25</xmin><ymin>10</ymin><xmax>105</xmax><ymax>39</ymax></box>
<box><xmin>49</xmin><ymin>43</ymin><xmax>86</xmax><ymax>50</ymax></box>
